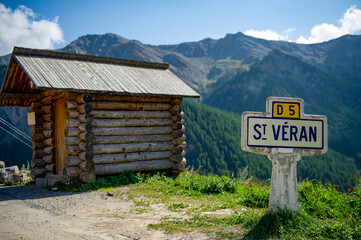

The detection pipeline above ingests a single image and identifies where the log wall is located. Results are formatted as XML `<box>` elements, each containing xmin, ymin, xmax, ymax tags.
<box><xmin>31</xmin><ymin>91</ymin><xmax>187</xmax><ymax>182</ymax></box>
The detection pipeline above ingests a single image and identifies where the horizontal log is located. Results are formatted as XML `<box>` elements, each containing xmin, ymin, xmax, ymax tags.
<box><xmin>33</xmin><ymin>133</ymin><xmax>45</xmax><ymax>142</ymax></box>
<box><xmin>42</xmin><ymin>130</ymin><xmax>53</xmax><ymax>138</ymax></box>
<box><xmin>92</xmin><ymin>94</ymin><xmax>171</xmax><ymax>103</ymax></box>
<box><xmin>169</xmin><ymin>105</ymin><xmax>181</xmax><ymax>115</ymax></box>
<box><xmin>36</xmin><ymin>118</ymin><xmax>46</xmax><ymax>126</ymax></box>
<box><xmin>43</xmin><ymin>138</ymin><xmax>54</xmax><ymax>147</ymax></box>
<box><xmin>42</xmin><ymin>113</ymin><xmax>52</xmax><ymax>122</ymax></box>
<box><xmin>92</xmin><ymin>118</ymin><xmax>172</xmax><ymax>128</ymax></box>
<box><xmin>41</xmin><ymin>96</ymin><xmax>52</xmax><ymax>105</ymax></box>
<box><xmin>79</xmin><ymin>161</ymin><xmax>94</xmax><ymax>172</ymax></box>
<box><xmin>172</xmin><ymin>158</ymin><xmax>186</xmax><ymax>172</ymax></box>
<box><xmin>42</xmin><ymin>122</ymin><xmax>53</xmax><ymax>130</ymax></box>
<box><xmin>172</xmin><ymin>130</ymin><xmax>184</xmax><ymax>138</ymax></box>
<box><xmin>43</xmin><ymin>146</ymin><xmax>54</xmax><ymax>155</ymax></box>
<box><xmin>76</xmin><ymin>94</ymin><xmax>93</xmax><ymax>104</ymax></box>
<box><xmin>64</xmin><ymin>166</ymin><xmax>80</xmax><ymax>177</ymax></box>
<box><xmin>67</xmin><ymin>118</ymin><xmax>80</xmax><ymax>128</ymax></box>
<box><xmin>78</xmin><ymin>114</ymin><xmax>94</xmax><ymax>123</ymax></box>
<box><xmin>171</xmin><ymin>113</ymin><xmax>184</xmax><ymax>122</ymax></box>
<box><xmin>41</xmin><ymin>105</ymin><xmax>52</xmax><ymax>114</ymax></box>
<box><xmin>79</xmin><ymin>132</ymin><xmax>95</xmax><ymax>142</ymax></box>
<box><xmin>67</xmin><ymin>146</ymin><xmax>80</xmax><ymax>156</ymax></box>
<box><xmin>78</xmin><ymin>123</ymin><xmax>93</xmax><ymax>132</ymax></box>
<box><xmin>66</xmin><ymin>127</ymin><xmax>79</xmax><ymax>137</ymax></box>
<box><xmin>171</xmin><ymin>146</ymin><xmax>183</xmax><ymax>154</ymax></box>
<box><xmin>43</xmin><ymin>155</ymin><xmax>54</xmax><ymax>164</ymax></box>
<box><xmin>41</xmin><ymin>90</ymin><xmax>62</xmax><ymax>97</ymax></box>
<box><xmin>33</xmin><ymin>150</ymin><xmax>45</xmax><ymax>159</ymax></box>
<box><xmin>172</xmin><ymin>135</ymin><xmax>186</xmax><ymax>146</ymax></box>
<box><xmin>170</xmin><ymin>151</ymin><xmax>185</xmax><ymax>163</ymax></box>
<box><xmin>92</xmin><ymin>110</ymin><xmax>171</xmax><ymax>119</ymax></box>
<box><xmin>93</xmin><ymin>134</ymin><xmax>173</xmax><ymax>144</ymax></box>
<box><xmin>93</xmin><ymin>151</ymin><xmax>171</xmax><ymax>164</ymax></box>
<box><xmin>92</xmin><ymin>126</ymin><xmax>172</xmax><ymax>136</ymax></box>
<box><xmin>32</xmin><ymin>125</ymin><xmax>43</xmax><ymax>133</ymax></box>
<box><xmin>31</xmin><ymin>101</ymin><xmax>42</xmax><ymax>109</ymax></box>
<box><xmin>33</xmin><ymin>142</ymin><xmax>44</xmax><ymax>150</ymax></box>
<box><xmin>79</xmin><ymin>142</ymin><xmax>93</xmax><ymax>151</ymax></box>
<box><xmin>89</xmin><ymin>102</ymin><xmax>171</xmax><ymax>111</ymax></box>
<box><xmin>78</xmin><ymin>103</ymin><xmax>93</xmax><ymax>114</ymax></box>
<box><xmin>170</xmin><ymin>98</ymin><xmax>182</xmax><ymax>106</ymax></box>
<box><xmin>78</xmin><ymin>151</ymin><xmax>94</xmax><ymax>161</ymax></box>
<box><xmin>32</xmin><ymin>168</ymin><xmax>46</xmax><ymax>178</ymax></box>
<box><xmin>66</xmin><ymin>137</ymin><xmax>81</xmax><ymax>146</ymax></box>
<box><xmin>66</xmin><ymin>100</ymin><xmax>78</xmax><ymax>110</ymax></box>
<box><xmin>45</xmin><ymin>163</ymin><xmax>55</xmax><ymax>172</ymax></box>
<box><xmin>31</xmin><ymin>158</ymin><xmax>45</xmax><ymax>168</ymax></box>
<box><xmin>67</xmin><ymin>156</ymin><xmax>81</xmax><ymax>166</ymax></box>
<box><xmin>171</xmin><ymin>123</ymin><xmax>183</xmax><ymax>130</ymax></box>
<box><xmin>67</xmin><ymin>109</ymin><xmax>79</xmax><ymax>118</ymax></box>
<box><xmin>79</xmin><ymin>172</ymin><xmax>96</xmax><ymax>183</ymax></box>
<box><xmin>94</xmin><ymin>159</ymin><xmax>174</xmax><ymax>175</ymax></box>
<box><xmin>93</xmin><ymin>142</ymin><xmax>174</xmax><ymax>154</ymax></box>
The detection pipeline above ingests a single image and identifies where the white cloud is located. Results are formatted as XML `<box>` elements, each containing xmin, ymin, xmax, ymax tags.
<box><xmin>297</xmin><ymin>5</ymin><xmax>361</xmax><ymax>44</ymax></box>
<box><xmin>244</xmin><ymin>29</ymin><xmax>289</xmax><ymax>41</ymax></box>
<box><xmin>0</xmin><ymin>4</ymin><xmax>64</xmax><ymax>56</ymax></box>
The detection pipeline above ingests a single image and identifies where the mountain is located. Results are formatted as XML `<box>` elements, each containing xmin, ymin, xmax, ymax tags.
<box><xmin>0</xmin><ymin>32</ymin><xmax>360</xmax><ymax>183</ymax></box>
<box><xmin>204</xmin><ymin>49</ymin><xmax>361</xmax><ymax>164</ymax></box>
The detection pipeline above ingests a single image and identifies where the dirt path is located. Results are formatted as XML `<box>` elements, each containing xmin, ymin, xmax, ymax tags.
<box><xmin>0</xmin><ymin>184</ymin><xmax>208</xmax><ymax>240</ymax></box>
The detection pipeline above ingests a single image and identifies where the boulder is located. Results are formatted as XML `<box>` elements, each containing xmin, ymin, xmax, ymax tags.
<box><xmin>0</xmin><ymin>161</ymin><xmax>5</xmax><ymax>169</ymax></box>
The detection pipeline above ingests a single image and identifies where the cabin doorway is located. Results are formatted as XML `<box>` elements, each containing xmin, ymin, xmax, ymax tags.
<box><xmin>54</xmin><ymin>98</ymin><xmax>66</xmax><ymax>174</ymax></box>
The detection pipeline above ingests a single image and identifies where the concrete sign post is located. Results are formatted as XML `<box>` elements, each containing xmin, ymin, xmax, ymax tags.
<box><xmin>241</xmin><ymin>97</ymin><xmax>327</xmax><ymax>212</ymax></box>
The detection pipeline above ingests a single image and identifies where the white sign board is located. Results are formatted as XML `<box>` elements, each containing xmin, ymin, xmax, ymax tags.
<box><xmin>241</xmin><ymin>97</ymin><xmax>327</xmax><ymax>156</ymax></box>
<box><xmin>241</xmin><ymin>97</ymin><xmax>328</xmax><ymax>213</ymax></box>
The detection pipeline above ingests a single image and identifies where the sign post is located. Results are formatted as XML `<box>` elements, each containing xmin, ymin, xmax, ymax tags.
<box><xmin>241</xmin><ymin>97</ymin><xmax>327</xmax><ymax>212</ymax></box>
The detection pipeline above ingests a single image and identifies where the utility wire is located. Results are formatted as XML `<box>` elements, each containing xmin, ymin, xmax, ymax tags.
<box><xmin>0</xmin><ymin>125</ymin><xmax>32</xmax><ymax>149</ymax></box>
<box><xmin>0</xmin><ymin>117</ymin><xmax>32</xmax><ymax>142</ymax></box>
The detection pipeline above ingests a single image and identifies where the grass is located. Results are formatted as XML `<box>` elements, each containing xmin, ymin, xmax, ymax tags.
<box><xmin>50</xmin><ymin>170</ymin><xmax>361</xmax><ymax>239</ymax></box>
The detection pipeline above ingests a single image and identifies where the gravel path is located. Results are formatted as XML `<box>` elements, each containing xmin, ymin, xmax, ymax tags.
<box><xmin>0</xmin><ymin>184</ymin><xmax>208</xmax><ymax>240</ymax></box>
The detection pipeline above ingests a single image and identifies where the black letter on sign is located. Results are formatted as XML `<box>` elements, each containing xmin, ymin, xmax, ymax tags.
<box><xmin>253</xmin><ymin>124</ymin><xmax>262</xmax><ymax>140</ymax></box>
<box><xmin>277</xmin><ymin>105</ymin><xmax>283</xmax><ymax>115</ymax></box>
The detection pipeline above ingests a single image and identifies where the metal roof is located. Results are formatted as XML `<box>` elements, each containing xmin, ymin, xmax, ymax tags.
<box><xmin>1</xmin><ymin>47</ymin><xmax>199</xmax><ymax>98</ymax></box>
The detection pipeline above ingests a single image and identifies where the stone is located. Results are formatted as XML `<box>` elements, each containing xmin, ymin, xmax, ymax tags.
<box><xmin>0</xmin><ymin>161</ymin><xmax>5</xmax><ymax>169</ymax></box>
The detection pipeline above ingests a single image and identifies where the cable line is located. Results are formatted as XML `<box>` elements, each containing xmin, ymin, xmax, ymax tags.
<box><xmin>0</xmin><ymin>117</ymin><xmax>32</xmax><ymax>142</ymax></box>
<box><xmin>0</xmin><ymin>125</ymin><xmax>32</xmax><ymax>149</ymax></box>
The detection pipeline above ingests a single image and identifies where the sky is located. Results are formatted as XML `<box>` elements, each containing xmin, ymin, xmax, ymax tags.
<box><xmin>1</xmin><ymin>0</ymin><xmax>361</xmax><ymax>56</ymax></box>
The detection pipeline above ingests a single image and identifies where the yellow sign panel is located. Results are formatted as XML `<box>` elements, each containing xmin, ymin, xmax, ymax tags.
<box><xmin>272</xmin><ymin>102</ymin><xmax>300</xmax><ymax>119</ymax></box>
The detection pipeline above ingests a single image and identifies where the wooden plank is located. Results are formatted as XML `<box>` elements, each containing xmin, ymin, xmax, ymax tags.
<box><xmin>55</xmin><ymin>98</ymin><xmax>67</xmax><ymax>174</ymax></box>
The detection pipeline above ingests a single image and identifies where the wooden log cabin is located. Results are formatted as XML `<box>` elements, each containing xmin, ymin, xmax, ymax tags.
<box><xmin>0</xmin><ymin>47</ymin><xmax>199</xmax><ymax>183</ymax></box>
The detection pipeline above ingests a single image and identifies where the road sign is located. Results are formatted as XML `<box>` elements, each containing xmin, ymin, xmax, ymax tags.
<box><xmin>241</xmin><ymin>97</ymin><xmax>327</xmax><ymax>156</ymax></box>
<box><xmin>241</xmin><ymin>97</ymin><xmax>328</xmax><ymax>213</ymax></box>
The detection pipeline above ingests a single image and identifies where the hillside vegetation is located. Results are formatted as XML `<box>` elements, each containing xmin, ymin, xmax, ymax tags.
<box><xmin>183</xmin><ymin>99</ymin><xmax>358</xmax><ymax>188</ymax></box>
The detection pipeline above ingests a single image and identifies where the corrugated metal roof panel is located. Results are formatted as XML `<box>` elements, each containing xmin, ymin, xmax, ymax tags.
<box><xmin>6</xmin><ymin>47</ymin><xmax>199</xmax><ymax>98</ymax></box>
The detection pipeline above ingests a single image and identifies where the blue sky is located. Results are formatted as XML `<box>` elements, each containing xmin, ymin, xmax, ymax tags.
<box><xmin>1</xmin><ymin>0</ymin><xmax>361</xmax><ymax>55</ymax></box>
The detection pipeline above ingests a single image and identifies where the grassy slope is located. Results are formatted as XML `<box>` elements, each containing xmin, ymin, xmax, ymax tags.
<box><xmin>53</xmin><ymin>171</ymin><xmax>361</xmax><ymax>239</ymax></box>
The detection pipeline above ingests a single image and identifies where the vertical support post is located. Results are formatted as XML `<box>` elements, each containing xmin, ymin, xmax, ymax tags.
<box><xmin>268</xmin><ymin>150</ymin><xmax>301</xmax><ymax>212</ymax></box>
